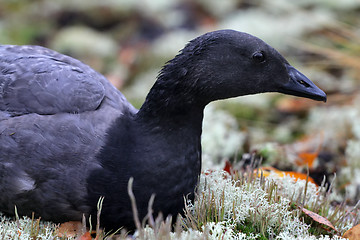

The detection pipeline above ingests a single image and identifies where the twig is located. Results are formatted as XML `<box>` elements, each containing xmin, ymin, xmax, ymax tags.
<box><xmin>96</xmin><ymin>196</ymin><xmax>105</xmax><ymax>236</ymax></box>
<box><xmin>127</xmin><ymin>177</ymin><xmax>142</xmax><ymax>231</ymax></box>
<box><xmin>146</xmin><ymin>194</ymin><xmax>156</xmax><ymax>228</ymax></box>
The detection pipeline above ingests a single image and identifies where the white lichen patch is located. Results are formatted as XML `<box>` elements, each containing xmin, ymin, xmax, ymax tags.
<box><xmin>306</xmin><ymin>95</ymin><xmax>360</xmax><ymax>203</ymax></box>
<box><xmin>0</xmin><ymin>214</ymin><xmax>61</xmax><ymax>240</ymax></box>
<box><xmin>182</xmin><ymin>170</ymin><xmax>350</xmax><ymax>240</ymax></box>
<box><xmin>202</xmin><ymin>105</ymin><xmax>246</xmax><ymax>164</ymax></box>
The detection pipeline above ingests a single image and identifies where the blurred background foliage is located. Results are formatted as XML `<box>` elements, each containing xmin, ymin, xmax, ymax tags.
<box><xmin>1</xmin><ymin>0</ymin><xmax>360</xmax><ymax>203</ymax></box>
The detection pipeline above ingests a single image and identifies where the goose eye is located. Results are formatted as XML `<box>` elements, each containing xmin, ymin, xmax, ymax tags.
<box><xmin>252</xmin><ymin>51</ymin><xmax>265</xmax><ymax>63</ymax></box>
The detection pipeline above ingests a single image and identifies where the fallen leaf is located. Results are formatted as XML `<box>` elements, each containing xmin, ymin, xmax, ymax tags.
<box><xmin>286</xmin><ymin>171</ymin><xmax>318</xmax><ymax>185</ymax></box>
<box><xmin>343</xmin><ymin>224</ymin><xmax>360</xmax><ymax>239</ymax></box>
<box><xmin>57</xmin><ymin>221</ymin><xmax>83</xmax><ymax>238</ymax></box>
<box><xmin>258</xmin><ymin>167</ymin><xmax>318</xmax><ymax>186</ymax></box>
<box><xmin>285</xmin><ymin>133</ymin><xmax>324</xmax><ymax>168</ymax></box>
<box><xmin>223</xmin><ymin>160</ymin><xmax>233</xmax><ymax>174</ymax></box>
<box><xmin>301</xmin><ymin>207</ymin><xmax>337</xmax><ymax>231</ymax></box>
<box><xmin>78</xmin><ymin>232</ymin><xmax>92</xmax><ymax>240</ymax></box>
<box><xmin>296</xmin><ymin>152</ymin><xmax>318</xmax><ymax>168</ymax></box>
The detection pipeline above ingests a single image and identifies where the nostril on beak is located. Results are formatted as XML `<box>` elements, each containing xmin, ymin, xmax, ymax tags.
<box><xmin>297</xmin><ymin>79</ymin><xmax>310</xmax><ymax>88</ymax></box>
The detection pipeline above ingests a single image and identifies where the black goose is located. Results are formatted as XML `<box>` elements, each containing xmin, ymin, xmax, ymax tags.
<box><xmin>0</xmin><ymin>30</ymin><xmax>326</xmax><ymax>230</ymax></box>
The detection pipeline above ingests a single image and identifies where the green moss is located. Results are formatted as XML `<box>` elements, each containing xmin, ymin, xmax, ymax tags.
<box><xmin>237</xmin><ymin>221</ymin><xmax>268</xmax><ymax>240</ymax></box>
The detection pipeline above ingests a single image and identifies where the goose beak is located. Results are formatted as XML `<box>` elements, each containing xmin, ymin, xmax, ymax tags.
<box><xmin>278</xmin><ymin>65</ymin><xmax>327</xmax><ymax>102</ymax></box>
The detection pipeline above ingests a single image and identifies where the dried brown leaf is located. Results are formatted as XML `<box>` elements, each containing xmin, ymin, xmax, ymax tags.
<box><xmin>343</xmin><ymin>224</ymin><xmax>360</xmax><ymax>240</ymax></box>
<box><xmin>56</xmin><ymin>221</ymin><xmax>83</xmax><ymax>238</ymax></box>
<box><xmin>301</xmin><ymin>207</ymin><xmax>337</xmax><ymax>231</ymax></box>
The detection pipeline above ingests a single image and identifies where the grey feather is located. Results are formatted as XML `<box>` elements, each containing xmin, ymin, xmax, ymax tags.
<box><xmin>0</xmin><ymin>45</ymin><xmax>135</xmax><ymax>115</ymax></box>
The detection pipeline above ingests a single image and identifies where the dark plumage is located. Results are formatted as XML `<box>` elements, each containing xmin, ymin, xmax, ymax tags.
<box><xmin>0</xmin><ymin>30</ymin><xmax>326</xmax><ymax>230</ymax></box>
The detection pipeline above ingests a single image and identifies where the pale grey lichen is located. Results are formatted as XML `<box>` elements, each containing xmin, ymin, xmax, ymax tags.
<box><xmin>267</xmin><ymin>173</ymin><xmax>320</xmax><ymax>206</ymax></box>
<box><xmin>189</xmin><ymin>171</ymin><xmax>311</xmax><ymax>239</ymax></box>
<box><xmin>202</xmin><ymin>105</ymin><xmax>246</xmax><ymax>166</ymax></box>
<box><xmin>0</xmin><ymin>214</ymin><xmax>63</xmax><ymax>240</ymax></box>
<box><xmin>306</xmin><ymin>95</ymin><xmax>360</xmax><ymax>202</ymax></box>
<box><xmin>179</xmin><ymin>170</ymin><xmax>349</xmax><ymax>240</ymax></box>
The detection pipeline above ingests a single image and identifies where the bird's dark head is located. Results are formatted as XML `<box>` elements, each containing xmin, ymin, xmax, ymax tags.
<box><xmin>159</xmin><ymin>30</ymin><xmax>325</xmax><ymax>104</ymax></box>
<box><xmin>141</xmin><ymin>30</ymin><xmax>326</xmax><ymax>117</ymax></box>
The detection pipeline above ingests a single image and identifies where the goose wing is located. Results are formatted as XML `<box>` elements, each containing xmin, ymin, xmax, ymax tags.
<box><xmin>0</xmin><ymin>45</ymin><xmax>109</xmax><ymax>116</ymax></box>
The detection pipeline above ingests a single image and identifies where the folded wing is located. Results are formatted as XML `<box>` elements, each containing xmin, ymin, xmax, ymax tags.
<box><xmin>0</xmin><ymin>45</ymin><xmax>106</xmax><ymax>116</ymax></box>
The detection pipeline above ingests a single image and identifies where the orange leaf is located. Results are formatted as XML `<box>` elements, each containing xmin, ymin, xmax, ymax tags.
<box><xmin>343</xmin><ymin>224</ymin><xmax>360</xmax><ymax>239</ymax></box>
<box><xmin>78</xmin><ymin>232</ymin><xmax>92</xmax><ymax>240</ymax></box>
<box><xmin>56</xmin><ymin>221</ymin><xmax>83</xmax><ymax>238</ymax></box>
<box><xmin>284</xmin><ymin>171</ymin><xmax>317</xmax><ymax>185</ymax></box>
<box><xmin>296</xmin><ymin>152</ymin><xmax>318</xmax><ymax>168</ymax></box>
<box><xmin>301</xmin><ymin>207</ymin><xmax>337</xmax><ymax>231</ymax></box>
<box><xmin>257</xmin><ymin>167</ymin><xmax>317</xmax><ymax>186</ymax></box>
<box><xmin>257</xmin><ymin>166</ymin><xmax>277</xmax><ymax>178</ymax></box>
<box><xmin>287</xmin><ymin>133</ymin><xmax>324</xmax><ymax>168</ymax></box>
